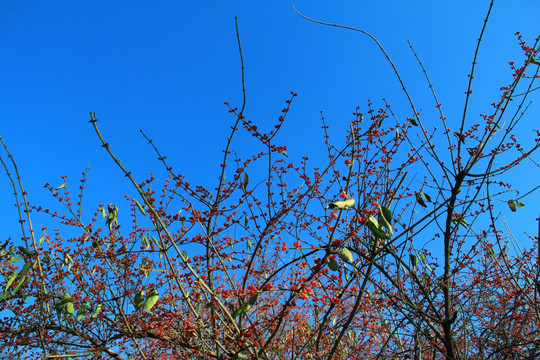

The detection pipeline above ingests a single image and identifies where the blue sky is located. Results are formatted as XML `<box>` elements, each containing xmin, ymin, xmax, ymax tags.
<box><xmin>1</xmin><ymin>1</ymin><xmax>539</xmax><ymax>244</ymax></box>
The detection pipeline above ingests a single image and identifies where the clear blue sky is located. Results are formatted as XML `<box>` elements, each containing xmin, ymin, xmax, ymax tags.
<box><xmin>1</xmin><ymin>1</ymin><xmax>539</xmax><ymax>244</ymax></box>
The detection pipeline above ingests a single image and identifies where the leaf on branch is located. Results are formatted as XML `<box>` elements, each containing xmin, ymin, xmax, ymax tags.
<box><xmin>243</xmin><ymin>172</ymin><xmax>249</xmax><ymax>190</ymax></box>
<box><xmin>4</xmin><ymin>272</ymin><xmax>17</xmax><ymax>292</ymax></box>
<box><xmin>76</xmin><ymin>303</ymin><xmax>88</xmax><ymax>321</ymax></box>
<box><xmin>134</xmin><ymin>291</ymin><xmax>145</xmax><ymax>311</ymax></box>
<box><xmin>487</xmin><ymin>246</ymin><xmax>495</xmax><ymax>259</ymax></box>
<box><xmin>451</xmin><ymin>215</ymin><xmax>469</xmax><ymax>228</ymax></box>
<box><xmin>328</xmin><ymin>257</ymin><xmax>340</xmax><ymax>272</ymax></box>
<box><xmin>20</xmin><ymin>261</ymin><xmax>32</xmax><ymax>276</ymax></box>
<box><xmin>415</xmin><ymin>193</ymin><xmax>427</xmax><ymax>208</ymax></box>
<box><xmin>378</xmin><ymin>204</ymin><xmax>393</xmax><ymax>236</ymax></box>
<box><xmin>7</xmin><ymin>256</ymin><xmax>23</xmax><ymax>264</ymax></box>
<box><xmin>232</xmin><ymin>294</ymin><xmax>258</xmax><ymax>318</ymax></box>
<box><xmin>12</xmin><ymin>261</ymin><xmax>33</xmax><ymax>293</ymax></box>
<box><xmin>141</xmin><ymin>235</ymin><xmax>150</xmax><ymax>250</ymax></box>
<box><xmin>134</xmin><ymin>200</ymin><xmax>146</xmax><ymax>216</ymax></box>
<box><xmin>105</xmin><ymin>205</ymin><xmax>119</xmax><ymax>232</ymax></box>
<box><xmin>63</xmin><ymin>253</ymin><xmax>73</xmax><ymax>271</ymax></box>
<box><xmin>339</xmin><ymin>247</ymin><xmax>353</xmax><ymax>263</ymax></box>
<box><xmin>151</xmin><ymin>236</ymin><xmax>162</xmax><ymax>250</ymax></box>
<box><xmin>367</xmin><ymin>216</ymin><xmax>389</xmax><ymax>239</ymax></box>
<box><xmin>55</xmin><ymin>293</ymin><xmax>74</xmax><ymax>317</ymax></box>
<box><xmin>66</xmin><ymin>301</ymin><xmax>75</xmax><ymax>315</ymax></box>
<box><xmin>507</xmin><ymin>199</ymin><xmax>525</xmax><ymax>212</ymax></box>
<box><xmin>143</xmin><ymin>289</ymin><xmax>159</xmax><ymax>311</ymax></box>
<box><xmin>53</xmin><ymin>182</ymin><xmax>66</xmax><ymax>195</ymax></box>
<box><xmin>327</xmin><ymin>198</ymin><xmax>355</xmax><ymax>210</ymax></box>
<box><xmin>92</xmin><ymin>303</ymin><xmax>102</xmax><ymax>318</ymax></box>
<box><xmin>410</xmin><ymin>254</ymin><xmax>418</xmax><ymax>268</ymax></box>
<box><xmin>19</xmin><ymin>247</ymin><xmax>34</xmax><ymax>257</ymax></box>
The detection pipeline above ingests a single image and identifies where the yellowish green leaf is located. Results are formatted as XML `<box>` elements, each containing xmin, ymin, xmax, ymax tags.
<box><xmin>143</xmin><ymin>289</ymin><xmax>159</xmax><ymax>311</ymax></box>
<box><xmin>328</xmin><ymin>258</ymin><xmax>339</xmax><ymax>272</ymax></box>
<box><xmin>327</xmin><ymin>198</ymin><xmax>355</xmax><ymax>210</ymax></box>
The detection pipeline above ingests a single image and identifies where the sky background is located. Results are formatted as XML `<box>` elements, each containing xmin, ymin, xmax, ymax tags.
<box><xmin>1</xmin><ymin>1</ymin><xmax>539</xmax><ymax>247</ymax></box>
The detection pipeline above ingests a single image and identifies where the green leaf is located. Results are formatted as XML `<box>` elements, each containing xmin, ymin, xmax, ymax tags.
<box><xmin>328</xmin><ymin>258</ymin><xmax>340</xmax><ymax>272</ymax></box>
<box><xmin>76</xmin><ymin>303</ymin><xmax>88</xmax><ymax>321</ymax></box>
<box><xmin>410</xmin><ymin>118</ymin><xmax>419</xmax><ymax>126</ymax></box>
<box><xmin>410</xmin><ymin>254</ymin><xmax>418</xmax><ymax>268</ymax></box>
<box><xmin>281</xmin><ymin>150</ymin><xmax>288</xmax><ymax>157</ymax></box>
<box><xmin>66</xmin><ymin>301</ymin><xmax>75</xmax><ymax>315</ymax></box>
<box><xmin>19</xmin><ymin>261</ymin><xmax>32</xmax><ymax>278</ymax></box>
<box><xmin>380</xmin><ymin>205</ymin><xmax>393</xmax><ymax>224</ymax></box>
<box><xmin>508</xmin><ymin>199</ymin><xmax>525</xmax><ymax>212</ymax></box>
<box><xmin>378</xmin><ymin>205</ymin><xmax>393</xmax><ymax>236</ymax></box>
<box><xmin>7</xmin><ymin>256</ymin><xmax>23</xmax><ymax>264</ymax></box>
<box><xmin>12</xmin><ymin>276</ymin><xmax>26</xmax><ymax>294</ymax></box>
<box><xmin>327</xmin><ymin>198</ymin><xmax>355</xmax><ymax>210</ymax></box>
<box><xmin>180</xmin><ymin>251</ymin><xmax>188</xmax><ymax>262</ymax></box>
<box><xmin>415</xmin><ymin>193</ymin><xmax>427</xmax><ymax>208</ymax></box>
<box><xmin>134</xmin><ymin>291</ymin><xmax>145</xmax><ymax>311</ymax></box>
<box><xmin>19</xmin><ymin>247</ymin><xmax>34</xmax><ymax>256</ymax></box>
<box><xmin>143</xmin><ymin>289</ymin><xmax>159</xmax><ymax>311</ymax></box>
<box><xmin>422</xmin><ymin>191</ymin><xmax>432</xmax><ymax>203</ymax></box>
<box><xmin>366</xmin><ymin>216</ymin><xmax>389</xmax><ymax>239</ymax></box>
<box><xmin>452</xmin><ymin>215</ymin><xmax>469</xmax><ymax>227</ymax></box>
<box><xmin>233</xmin><ymin>294</ymin><xmax>257</xmax><ymax>318</ymax></box>
<box><xmin>106</xmin><ymin>205</ymin><xmax>119</xmax><ymax>231</ymax></box>
<box><xmin>5</xmin><ymin>272</ymin><xmax>17</xmax><ymax>291</ymax></box>
<box><xmin>243</xmin><ymin>172</ymin><xmax>249</xmax><ymax>190</ymax></box>
<box><xmin>135</xmin><ymin>200</ymin><xmax>146</xmax><ymax>216</ymax></box>
<box><xmin>55</xmin><ymin>299</ymin><xmax>65</xmax><ymax>314</ymax></box>
<box><xmin>92</xmin><ymin>303</ymin><xmax>102</xmax><ymax>318</ymax></box>
<box><xmin>142</xmin><ymin>235</ymin><xmax>150</xmax><ymax>250</ymax></box>
<box><xmin>151</xmin><ymin>236</ymin><xmax>162</xmax><ymax>250</ymax></box>
<box><xmin>339</xmin><ymin>248</ymin><xmax>353</xmax><ymax>263</ymax></box>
